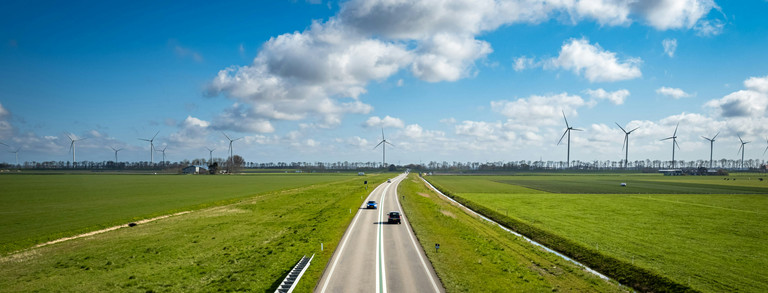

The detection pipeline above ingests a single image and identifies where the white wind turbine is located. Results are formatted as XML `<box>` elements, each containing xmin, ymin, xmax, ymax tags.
<box><xmin>616</xmin><ymin>122</ymin><xmax>639</xmax><ymax>169</ymax></box>
<box><xmin>206</xmin><ymin>147</ymin><xmax>215</xmax><ymax>164</ymax></box>
<box><xmin>138</xmin><ymin>131</ymin><xmax>159</xmax><ymax>164</ymax></box>
<box><xmin>737</xmin><ymin>135</ymin><xmax>750</xmax><ymax>169</ymax></box>
<box><xmin>222</xmin><ymin>132</ymin><xmax>242</xmax><ymax>169</ymax></box>
<box><xmin>558</xmin><ymin>111</ymin><xmax>582</xmax><ymax>168</ymax></box>
<box><xmin>67</xmin><ymin>133</ymin><xmax>87</xmax><ymax>167</ymax></box>
<box><xmin>373</xmin><ymin>128</ymin><xmax>394</xmax><ymax>168</ymax></box>
<box><xmin>9</xmin><ymin>146</ymin><xmax>20</xmax><ymax>167</ymax></box>
<box><xmin>701</xmin><ymin>131</ymin><xmax>719</xmax><ymax>169</ymax></box>
<box><xmin>661</xmin><ymin>122</ymin><xmax>681</xmax><ymax>168</ymax></box>
<box><xmin>110</xmin><ymin>146</ymin><xmax>123</xmax><ymax>162</ymax></box>
<box><xmin>156</xmin><ymin>145</ymin><xmax>167</xmax><ymax>167</ymax></box>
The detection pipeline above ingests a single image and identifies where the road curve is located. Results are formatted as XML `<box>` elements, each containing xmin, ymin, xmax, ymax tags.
<box><xmin>316</xmin><ymin>173</ymin><xmax>443</xmax><ymax>293</ymax></box>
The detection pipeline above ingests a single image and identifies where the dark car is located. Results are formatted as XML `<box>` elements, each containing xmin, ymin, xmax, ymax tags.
<box><xmin>366</xmin><ymin>201</ymin><xmax>377</xmax><ymax>209</ymax></box>
<box><xmin>387</xmin><ymin>211</ymin><xmax>401</xmax><ymax>224</ymax></box>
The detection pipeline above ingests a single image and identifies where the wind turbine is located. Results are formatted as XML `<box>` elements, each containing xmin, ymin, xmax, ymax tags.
<box><xmin>205</xmin><ymin>147</ymin><xmax>215</xmax><ymax>164</ymax></box>
<box><xmin>737</xmin><ymin>135</ymin><xmax>750</xmax><ymax>169</ymax></box>
<box><xmin>616</xmin><ymin>122</ymin><xmax>639</xmax><ymax>169</ymax></box>
<box><xmin>661</xmin><ymin>123</ymin><xmax>681</xmax><ymax>168</ymax></box>
<box><xmin>9</xmin><ymin>147</ymin><xmax>20</xmax><ymax>167</ymax></box>
<box><xmin>763</xmin><ymin>137</ymin><xmax>768</xmax><ymax>156</ymax></box>
<box><xmin>373</xmin><ymin>128</ymin><xmax>394</xmax><ymax>168</ymax></box>
<box><xmin>110</xmin><ymin>146</ymin><xmax>123</xmax><ymax>162</ymax></box>
<box><xmin>0</xmin><ymin>141</ymin><xmax>7</xmax><ymax>147</ymax></box>
<box><xmin>701</xmin><ymin>131</ymin><xmax>719</xmax><ymax>169</ymax></box>
<box><xmin>557</xmin><ymin>111</ymin><xmax>582</xmax><ymax>168</ymax></box>
<box><xmin>222</xmin><ymin>132</ymin><xmax>242</xmax><ymax>169</ymax></box>
<box><xmin>67</xmin><ymin>133</ymin><xmax>87</xmax><ymax>167</ymax></box>
<box><xmin>156</xmin><ymin>145</ymin><xmax>167</xmax><ymax>167</ymax></box>
<box><xmin>138</xmin><ymin>131</ymin><xmax>159</xmax><ymax>164</ymax></box>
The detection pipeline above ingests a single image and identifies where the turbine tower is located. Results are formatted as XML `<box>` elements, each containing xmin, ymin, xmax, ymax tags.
<box><xmin>616</xmin><ymin>122</ymin><xmax>639</xmax><ymax>169</ymax></box>
<box><xmin>222</xmin><ymin>132</ymin><xmax>242</xmax><ymax>169</ymax></box>
<box><xmin>373</xmin><ymin>128</ymin><xmax>394</xmax><ymax>168</ymax></box>
<box><xmin>138</xmin><ymin>131</ymin><xmax>159</xmax><ymax>164</ymax></box>
<box><xmin>701</xmin><ymin>131</ymin><xmax>719</xmax><ymax>169</ymax></box>
<box><xmin>67</xmin><ymin>133</ymin><xmax>86</xmax><ymax>167</ymax></box>
<box><xmin>661</xmin><ymin>123</ymin><xmax>681</xmax><ymax>168</ymax></box>
<box><xmin>206</xmin><ymin>147</ymin><xmax>215</xmax><ymax>164</ymax></box>
<box><xmin>737</xmin><ymin>135</ymin><xmax>750</xmax><ymax>169</ymax></box>
<box><xmin>110</xmin><ymin>146</ymin><xmax>123</xmax><ymax>162</ymax></box>
<box><xmin>557</xmin><ymin>111</ymin><xmax>582</xmax><ymax>168</ymax></box>
<box><xmin>156</xmin><ymin>145</ymin><xmax>167</xmax><ymax>167</ymax></box>
<box><xmin>9</xmin><ymin>147</ymin><xmax>20</xmax><ymax>166</ymax></box>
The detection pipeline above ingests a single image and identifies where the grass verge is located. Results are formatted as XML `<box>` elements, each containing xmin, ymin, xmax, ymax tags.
<box><xmin>0</xmin><ymin>174</ymin><xmax>388</xmax><ymax>292</ymax></box>
<box><xmin>398</xmin><ymin>174</ymin><xmax>626</xmax><ymax>292</ymax></box>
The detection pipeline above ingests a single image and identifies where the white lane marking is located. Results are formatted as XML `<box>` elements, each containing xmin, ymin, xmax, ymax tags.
<box><xmin>377</xmin><ymin>180</ymin><xmax>393</xmax><ymax>293</ymax></box>
<box><xmin>394</xmin><ymin>175</ymin><xmax>442</xmax><ymax>293</ymax></box>
<box><xmin>320</xmin><ymin>181</ymin><xmax>388</xmax><ymax>293</ymax></box>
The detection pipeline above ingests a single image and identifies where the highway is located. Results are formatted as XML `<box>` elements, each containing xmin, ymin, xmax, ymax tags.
<box><xmin>316</xmin><ymin>173</ymin><xmax>443</xmax><ymax>293</ymax></box>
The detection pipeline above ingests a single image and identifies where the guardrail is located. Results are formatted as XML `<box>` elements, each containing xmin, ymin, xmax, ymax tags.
<box><xmin>274</xmin><ymin>254</ymin><xmax>314</xmax><ymax>293</ymax></box>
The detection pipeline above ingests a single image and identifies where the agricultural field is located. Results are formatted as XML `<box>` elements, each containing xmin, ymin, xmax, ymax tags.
<box><xmin>397</xmin><ymin>174</ymin><xmax>626</xmax><ymax>292</ymax></box>
<box><xmin>0</xmin><ymin>173</ymin><xmax>389</xmax><ymax>292</ymax></box>
<box><xmin>426</xmin><ymin>174</ymin><xmax>768</xmax><ymax>292</ymax></box>
<box><xmin>0</xmin><ymin>173</ymin><xmax>357</xmax><ymax>254</ymax></box>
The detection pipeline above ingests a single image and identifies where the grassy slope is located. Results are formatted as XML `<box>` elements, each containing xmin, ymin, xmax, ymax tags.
<box><xmin>398</xmin><ymin>174</ymin><xmax>625</xmax><ymax>292</ymax></box>
<box><xmin>0</xmin><ymin>174</ymin><xmax>350</xmax><ymax>254</ymax></box>
<box><xmin>0</xmin><ymin>174</ymin><xmax>389</xmax><ymax>292</ymax></box>
<box><xmin>427</xmin><ymin>175</ymin><xmax>768</xmax><ymax>292</ymax></box>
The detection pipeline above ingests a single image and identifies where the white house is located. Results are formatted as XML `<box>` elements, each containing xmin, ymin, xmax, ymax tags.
<box><xmin>183</xmin><ymin>165</ymin><xmax>208</xmax><ymax>175</ymax></box>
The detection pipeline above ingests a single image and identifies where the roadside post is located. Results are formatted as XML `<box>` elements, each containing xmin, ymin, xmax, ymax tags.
<box><xmin>364</xmin><ymin>180</ymin><xmax>368</xmax><ymax>190</ymax></box>
<box><xmin>435</xmin><ymin>243</ymin><xmax>440</xmax><ymax>253</ymax></box>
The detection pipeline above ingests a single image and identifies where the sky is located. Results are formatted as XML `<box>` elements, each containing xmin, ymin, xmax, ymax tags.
<box><xmin>2</xmin><ymin>0</ymin><xmax>768</xmax><ymax>166</ymax></box>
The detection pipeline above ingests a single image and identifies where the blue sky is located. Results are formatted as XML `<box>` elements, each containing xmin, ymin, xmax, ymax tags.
<box><xmin>2</xmin><ymin>0</ymin><xmax>768</xmax><ymax>165</ymax></box>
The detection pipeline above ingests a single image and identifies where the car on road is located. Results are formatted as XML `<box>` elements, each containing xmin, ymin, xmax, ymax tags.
<box><xmin>387</xmin><ymin>179</ymin><xmax>392</xmax><ymax>183</ymax></box>
<box><xmin>366</xmin><ymin>201</ymin><xmax>377</xmax><ymax>209</ymax></box>
<box><xmin>387</xmin><ymin>211</ymin><xmax>401</xmax><ymax>224</ymax></box>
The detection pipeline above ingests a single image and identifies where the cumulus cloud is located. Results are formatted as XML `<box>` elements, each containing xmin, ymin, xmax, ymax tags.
<box><xmin>705</xmin><ymin>75</ymin><xmax>768</xmax><ymax>118</ymax></box>
<box><xmin>513</xmin><ymin>56</ymin><xmax>537</xmax><ymax>71</ymax></box>
<box><xmin>584</xmin><ymin>88</ymin><xmax>630</xmax><ymax>105</ymax></box>
<box><xmin>694</xmin><ymin>19</ymin><xmax>724</xmax><ymax>36</ymax></box>
<box><xmin>491</xmin><ymin>92</ymin><xmax>591</xmax><ymax>126</ymax></box>
<box><xmin>207</xmin><ymin>0</ymin><xmax>719</xmax><ymax>132</ymax></box>
<box><xmin>548</xmin><ymin>38</ymin><xmax>642</xmax><ymax>82</ymax></box>
<box><xmin>662</xmin><ymin>38</ymin><xmax>677</xmax><ymax>57</ymax></box>
<box><xmin>657</xmin><ymin>86</ymin><xmax>694</xmax><ymax>99</ymax></box>
<box><xmin>210</xmin><ymin>104</ymin><xmax>276</xmax><ymax>133</ymax></box>
<box><xmin>365</xmin><ymin>115</ymin><xmax>405</xmax><ymax>128</ymax></box>
<box><xmin>0</xmin><ymin>103</ymin><xmax>13</xmax><ymax>139</ymax></box>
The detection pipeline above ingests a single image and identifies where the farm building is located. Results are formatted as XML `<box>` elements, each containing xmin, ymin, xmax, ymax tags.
<box><xmin>182</xmin><ymin>165</ymin><xmax>208</xmax><ymax>175</ymax></box>
<box><xmin>658</xmin><ymin>169</ymin><xmax>683</xmax><ymax>176</ymax></box>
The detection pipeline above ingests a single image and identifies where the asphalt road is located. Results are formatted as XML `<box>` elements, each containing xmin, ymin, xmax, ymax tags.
<box><xmin>316</xmin><ymin>173</ymin><xmax>443</xmax><ymax>293</ymax></box>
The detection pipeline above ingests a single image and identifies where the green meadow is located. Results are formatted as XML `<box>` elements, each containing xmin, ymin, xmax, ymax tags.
<box><xmin>398</xmin><ymin>174</ymin><xmax>625</xmax><ymax>292</ymax></box>
<box><xmin>0</xmin><ymin>173</ymin><xmax>389</xmax><ymax>292</ymax></box>
<box><xmin>426</xmin><ymin>174</ymin><xmax>768</xmax><ymax>292</ymax></box>
<box><xmin>0</xmin><ymin>173</ymin><xmax>354</xmax><ymax>254</ymax></box>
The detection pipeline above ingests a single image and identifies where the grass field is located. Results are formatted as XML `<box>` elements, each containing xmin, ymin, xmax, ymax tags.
<box><xmin>426</xmin><ymin>174</ymin><xmax>768</xmax><ymax>292</ymax></box>
<box><xmin>0</xmin><ymin>174</ymin><xmax>389</xmax><ymax>292</ymax></box>
<box><xmin>0</xmin><ymin>173</ymin><xmax>358</xmax><ymax>254</ymax></box>
<box><xmin>398</xmin><ymin>174</ymin><xmax>625</xmax><ymax>292</ymax></box>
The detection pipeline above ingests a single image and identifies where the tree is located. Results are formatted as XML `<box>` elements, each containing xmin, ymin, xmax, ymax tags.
<box><xmin>228</xmin><ymin>155</ymin><xmax>245</xmax><ymax>173</ymax></box>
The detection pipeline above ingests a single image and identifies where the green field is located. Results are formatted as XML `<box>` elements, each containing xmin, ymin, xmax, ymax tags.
<box><xmin>398</xmin><ymin>174</ymin><xmax>625</xmax><ymax>292</ymax></box>
<box><xmin>0</xmin><ymin>174</ymin><xmax>389</xmax><ymax>292</ymax></box>
<box><xmin>0</xmin><ymin>173</ymin><xmax>356</xmax><ymax>254</ymax></box>
<box><xmin>426</xmin><ymin>174</ymin><xmax>768</xmax><ymax>292</ymax></box>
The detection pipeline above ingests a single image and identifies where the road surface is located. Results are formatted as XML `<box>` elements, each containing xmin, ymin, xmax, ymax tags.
<box><xmin>316</xmin><ymin>173</ymin><xmax>443</xmax><ymax>293</ymax></box>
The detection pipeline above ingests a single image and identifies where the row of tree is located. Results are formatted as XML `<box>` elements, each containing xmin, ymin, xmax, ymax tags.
<box><xmin>1</xmin><ymin>157</ymin><xmax>767</xmax><ymax>172</ymax></box>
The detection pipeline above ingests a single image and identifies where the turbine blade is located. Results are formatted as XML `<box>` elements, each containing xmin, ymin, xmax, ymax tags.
<box><xmin>557</xmin><ymin>130</ymin><xmax>568</xmax><ymax>145</ymax></box>
<box><xmin>151</xmin><ymin>131</ymin><xmax>159</xmax><ymax>140</ymax></box>
<box><xmin>562</xmin><ymin>111</ymin><xmax>569</xmax><ymax>128</ymax></box>
<box><xmin>615</xmin><ymin>122</ymin><xmax>626</xmax><ymax>133</ymax></box>
<box><xmin>373</xmin><ymin>140</ymin><xmax>384</xmax><ymax>149</ymax></box>
<box><xmin>381</xmin><ymin>128</ymin><xmax>385</xmax><ymax>140</ymax></box>
<box><xmin>764</xmin><ymin>145</ymin><xmax>768</xmax><ymax>155</ymax></box>
<box><xmin>738</xmin><ymin>135</ymin><xmax>743</xmax><ymax>144</ymax></box>
<box><xmin>673</xmin><ymin>122</ymin><xmax>679</xmax><ymax>136</ymax></box>
<box><xmin>622</xmin><ymin>135</ymin><xmax>627</xmax><ymax>151</ymax></box>
<box><xmin>628</xmin><ymin>127</ymin><xmax>639</xmax><ymax>133</ymax></box>
<box><xmin>702</xmin><ymin>136</ymin><xmax>710</xmax><ymax>141</ymax></box>
<box><xmin>221</xmin><ymin>131</ymin><xmax>231</xmax><ymax>141</ymax></box>
<box><xmin>675</xmin><ymin>140</ymin><xmax>681</xmax><ymax>150</ymax></box>
<box><xmin>572</xmin><ymin>128</ymin><xmax>583</xmax><ymax>131</ymax></box>
<box><xmin>712</xmin><ymin>131</ymin><xmax>720</xmax><ymax>140</ymax></box>
<box><xmin>661</xmin><ymin>137</ymin><xmax>673</xmax><ymax>141</ymax></box>
<box><xmin>234</xmin><ymin>137</ymin><xmax>242</xmax><ymax>142</ymax></box>
<box><xmin>385</xmin><ymin>141</ymin><xmax>394</xmax><ymax>147</ymax></box>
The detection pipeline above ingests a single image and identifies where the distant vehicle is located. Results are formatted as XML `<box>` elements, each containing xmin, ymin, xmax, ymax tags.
<box><xmin>387</xmin><ymin>179</ymin><xmax>392</xmax><ymax>183</ymax></box>
<box><xmin>387</xmin><ymin>211</ymin><xmax>401</xmax><ymax>224</ymax></box>
<box><xmin>366</xmin><ymin>201</ymin><xmax>377</xmax><ymax>209</ymax></box>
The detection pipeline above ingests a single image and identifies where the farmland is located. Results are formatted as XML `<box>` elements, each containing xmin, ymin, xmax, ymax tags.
<box><xmin>0</xmin><ymin>173</ymin><xmax>389</xmax><ymax>292</ymax></box>
<box><xmin>0</xmin><ymin>173</ymin><xmax>355</xmax><ymax>254</ymax></box>
<box><xmin>425</xmin><ymin>174</ymin><xmax>768</xmax><ymax>292</ymax></box>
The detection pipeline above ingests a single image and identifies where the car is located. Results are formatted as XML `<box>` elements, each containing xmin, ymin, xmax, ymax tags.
<box><xmin>366</xmin><ymin>201</ymin><xmax>377</xmax><ymax>209</ymax></box>
<box><xmin>387</xmin><ymin>179</ymin><xmax>391</xmax><ymax>183</ymax></box>
<box><xmin>387</xmin><ymin>211</ymin><xmax>401</xmax><ymax>224</ymax></box>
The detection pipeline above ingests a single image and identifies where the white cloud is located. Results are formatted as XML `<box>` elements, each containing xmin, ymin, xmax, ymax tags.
<box><xmin>411</xmin><ymin>33</ymin><xmax>492</xmax><ymax>82</ymax></box>
<box><xmin>364</xmin><ymin>115</ymin><xmax>405</xmax><ymax>128</ymax></box>
<box><xmin>491</xmin><ymin>92</ymin><xmax>590</xmax><ymax>126</ymax></box>
<box><xmin>662</xmin><ymin>38</ymin><xmax>677</xmax><ymax>57</ymax></box>
<box><xmin>548</xmin><ymin>38</ymin><xmax>642</xmax><ymax>82</ymax></box>
<box><xmin>584</xmin><ymin>88</ymin><xmax>630</xmax><ymax>105</ymax></box>
<box><xmin>694</xmin><ymin>19</ymin><xmax>724</xmax><ymax>36</ymax></box>
<box><xmin>705</xmin><ymin>75</ymin><xmax>768</xmax><ymax>118</ymax></box>
<box><xmin>634</xmin><ymin>0</ymin><xmax>719</xmax><ymax>30</ymax></box>
<box><xmin>210</xmin><ymin>104</ymin><xmax>276</xmax><ymax>133</ymax></box>
<box><xmin>0</xmin><ymin>103</ymin><xmax>13</xmax><ymax>139</ymax></box>
<box><xmin>657</xmin><ymin>86</ymin><xmax>694</xmax><ymax>99</ymax></box>
<box><xmin>513</xmin><ymin>56</ymin><xmax>536</xmax><ymax>71</ymax></box>
<box><xmin>455</xmin><ymin>121</ymin><xmax>502</xmax><ymax>140</ymax></box>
